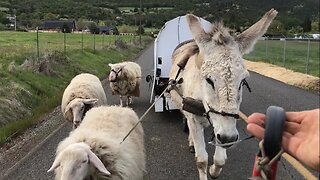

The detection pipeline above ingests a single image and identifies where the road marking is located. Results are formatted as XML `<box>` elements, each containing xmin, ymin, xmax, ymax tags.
<box><xmin>1</xmin><ymin>121</ymin><xmax>68</xmax><ymax>180</ymax></box>
<box><xmin>239</xmin><ymin>112</ymin><xmax>317</xmax><ymax>180</ymax></box>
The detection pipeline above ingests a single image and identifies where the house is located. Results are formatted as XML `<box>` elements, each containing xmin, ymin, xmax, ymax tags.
<box><xmin>42</xmin><ymin>20</ymin><xmax>76</xmax><ymax>32</ymax></box>
<box><xmin>97</xmin><ymin>26</ymin><xmax>119</xmax><ymax>35</ymax></box>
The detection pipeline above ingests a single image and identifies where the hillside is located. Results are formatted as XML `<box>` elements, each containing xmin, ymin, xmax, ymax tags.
<box><xmin>0</xmin><ymin>0</ymin><xmax>319</xmax><ymax>33</ymax></box>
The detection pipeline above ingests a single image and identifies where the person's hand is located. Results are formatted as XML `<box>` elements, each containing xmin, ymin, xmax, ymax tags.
<box><xmin>247</xmin><ymin>109</ymin><xmax>320</xmax><ymax>171</ymax></box>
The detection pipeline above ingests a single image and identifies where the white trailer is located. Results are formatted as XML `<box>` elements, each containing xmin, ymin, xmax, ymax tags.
<box><xmin>150</xmin><ymin>15</ymin><xmax>212</xmax><ymax>112</ymax></box>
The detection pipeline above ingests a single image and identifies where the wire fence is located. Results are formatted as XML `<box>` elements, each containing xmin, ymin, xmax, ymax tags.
<box><xmin>0</xmin><ymin>30</ymin><xmax>147</xmax><ymax>66</ymax></box>
<box><xmin>244</xmin><ymin>38</ymin><xmax>319</xmax><ymax>77</ymax></box>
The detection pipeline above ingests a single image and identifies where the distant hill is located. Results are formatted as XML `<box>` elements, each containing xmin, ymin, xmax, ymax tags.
<box><xmin>0</xmin><ymin>0</ymin><xmax>318</xmax><ymax>34</ymax></box>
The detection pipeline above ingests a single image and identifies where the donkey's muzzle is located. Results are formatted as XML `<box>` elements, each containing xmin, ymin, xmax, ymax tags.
<box><xmin>217</xmin><ymin>134</ymin><xmax>239</xmax><ymax>147</ymax></box>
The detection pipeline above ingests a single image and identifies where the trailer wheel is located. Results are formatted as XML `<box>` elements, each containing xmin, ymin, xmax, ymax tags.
<box><xmin>182</xmin><ymin>117</ymin><xmax>189</xmax><ymax>133</ymax></box>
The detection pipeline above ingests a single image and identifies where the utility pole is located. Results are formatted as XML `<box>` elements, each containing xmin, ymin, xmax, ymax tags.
<box><xmin>139</xmin><ymin>0</ymin><xmax>142</xmax><ymax>46</ymax></box>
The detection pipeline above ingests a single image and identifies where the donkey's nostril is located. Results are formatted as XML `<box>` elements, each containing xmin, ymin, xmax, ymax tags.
<box><xmin>216</xmin><ymin>134</ymin><xmax>222</xmax><ymax>143</ymax></box>
<box><xmin>217</xmin><ymin>134</ymin><xmax>238</xmax><ymax>144</ymax></box>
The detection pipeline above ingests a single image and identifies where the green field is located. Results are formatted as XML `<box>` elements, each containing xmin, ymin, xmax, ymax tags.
<box><xmin>0</xmin><ymin>31</ymin><xmax>141</xmax><ymax>64</ymax></box>
<box><xmin>0</xmin><ymin>31</ymin><xmax>152</xmax><ymax>144</ymax></box>
<box><xmin>244</xmin><ymin>39</ymin><xmax>319</xmax><ymax>77</ymax></box>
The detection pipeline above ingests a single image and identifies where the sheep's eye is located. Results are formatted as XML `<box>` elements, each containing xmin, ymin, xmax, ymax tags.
<box><xmin>206</xmin><ymin>78</ymin><xmax>215</xmax><ymax>90</ymax></box>
<box><xmin>82</xmin><ymin>159</ymin><xmax>88</xmax><ymax>163</ymax></box>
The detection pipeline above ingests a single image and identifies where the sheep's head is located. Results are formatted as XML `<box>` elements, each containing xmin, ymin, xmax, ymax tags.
<box><xmin>108</xmin><ymin>63</ymin><xmax>125</xmax><ymax>82</ymax></box>
<box><xmin>48</xmin><ymin>142</ymin><xmax>111</xmax><ymax>180</ymax></box>
<box><xmin>64</xmin><ymin>98</ymin><xmax>98</xmax><ymax>128</ymax></box>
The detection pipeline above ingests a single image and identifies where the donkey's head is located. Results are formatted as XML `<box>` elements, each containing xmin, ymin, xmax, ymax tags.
<box><xmin>186</xmin><ymin>9</ymin><xmax>277</xmax><ymax>146</ymax></box>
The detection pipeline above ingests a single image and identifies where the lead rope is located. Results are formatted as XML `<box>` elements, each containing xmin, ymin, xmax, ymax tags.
<box><xmin>121</xmin><ymin>65</ymin><xmax>185</xmax><ymax>144</ymax></box>
<box><xmin>120</xmin><ymin>84</ymin><xmax>172</xmax><ymax>144</ymax></box>
<box><xmin>252</xmin><ymin>140</ymin><xmax>284</xmax><ymax>180</ymax></box>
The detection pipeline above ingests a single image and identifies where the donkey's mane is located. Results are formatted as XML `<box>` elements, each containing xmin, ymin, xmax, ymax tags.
<box><xmin>209</xmin><ymin>22</ymin><xmax>233</xmax><ymax>45</ymax></box>
<box><xmin>174</xmin><ymin>39</ymin><xmax>196</xmax><ymax>52</ymax></box>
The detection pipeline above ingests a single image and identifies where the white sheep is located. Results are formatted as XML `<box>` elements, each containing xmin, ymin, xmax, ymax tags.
<box><xmin>48</xmin><ymin>106</ymin><xmax>145</xmax><ymax>180</ymax></box>
<box><xmin>108</xmin><ymin>61</ymin><xmax>141</xmax><ymax>106</ymax></box>
<box><xmin>61</xmin><ymin>73</ymin><xmax>107</xmax><ymax>128</ymax></box>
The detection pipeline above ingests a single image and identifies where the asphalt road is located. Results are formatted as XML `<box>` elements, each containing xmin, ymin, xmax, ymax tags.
<box><xmin>2</xmin><ymin>43</ymin><xmax>319</xmax><ymax>180</ymax></box>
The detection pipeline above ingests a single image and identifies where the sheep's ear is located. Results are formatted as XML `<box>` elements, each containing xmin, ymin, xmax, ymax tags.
<box><xmin>108</xmin><ymin>63</ymin><xmax>113</xmax><ymax>67</ymax></box>
<box><xmin>64</xmin><ymin>103</ymin><xmax>72</xmax><ymax>114</ymax></box>
<box><xmin>87</xmin><ymin>150</ymin><xmax>111</xmax><ymax>175</ymax></box>
<box><xmin>83</xmin><ymin>98</ymin><xmax>98</xmax><ymax>105</ymax></box>
<box><xmin>48</xmin><ymin>157</ymin><xmax>60</xmax><ymax>172</ymax></box>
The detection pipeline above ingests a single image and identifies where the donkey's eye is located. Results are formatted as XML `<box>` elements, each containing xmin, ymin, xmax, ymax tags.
<box><xmin>206</xmin><ymin>78</ymin><xmax>215</xmax><ymax>90</ymax></box>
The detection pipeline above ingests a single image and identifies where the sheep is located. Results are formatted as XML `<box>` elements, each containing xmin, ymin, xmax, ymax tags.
<box><xmin>108</xmin><ymin>61</ymin><xmax>141</xmax><ymax>106</ymax></box>
<box><xmin>48</xmin><ymin>106</ymin><xmax>145</xmax><ymax>180</ymax></box>
<box><xmin>61</xmin><ymin>73</ymin><xmax>107</xmax><ymax>128</ymax></box>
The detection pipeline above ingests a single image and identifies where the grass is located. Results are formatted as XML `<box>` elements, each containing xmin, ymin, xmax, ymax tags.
<box><xmin>244</xmin><ymin>39</ymin><xmax>320</xmax><ymax>77</ymax></box>
<box><xmin>0</xmin><ymin>31</ymin><xmax>152</xmax><ymax>144</ymax></box>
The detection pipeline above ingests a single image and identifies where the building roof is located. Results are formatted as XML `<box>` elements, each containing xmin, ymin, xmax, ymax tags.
<box><xmin>43</xmin><ymin>20</ymin><xmax>76</xmax><ymax>30</ymax></box>
<box><xmin>97</xmin><ymin>26</ymin><xmax>115</xmax><ymax>32</ymax></box>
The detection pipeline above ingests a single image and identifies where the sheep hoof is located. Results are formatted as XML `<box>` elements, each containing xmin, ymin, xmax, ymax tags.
<box><xmin>189</xmin><ymin>145</ymin><xmax>195</xmax><ymax>153</ymax></box>
<box><xmin>209</xmin><ymin>164</ymin><xmax>222</xmax><ymax>179</ymax></box>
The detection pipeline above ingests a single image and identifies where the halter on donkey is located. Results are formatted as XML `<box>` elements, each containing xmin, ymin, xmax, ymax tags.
<box><xmin>169</xmin><ymin>9</ymin><xmax>278</xmax><ymax>180</ymax></box>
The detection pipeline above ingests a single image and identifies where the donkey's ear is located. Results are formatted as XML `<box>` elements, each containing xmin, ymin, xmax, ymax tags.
<box><xmin>235</xmin><ymin>8</ymin><xmax>278</xmax><ymax>55</ymax></box>
<box><xmin>186</xmin><ymin>14</ymin><xmax>210</xmax><ymax>46</ymax></box>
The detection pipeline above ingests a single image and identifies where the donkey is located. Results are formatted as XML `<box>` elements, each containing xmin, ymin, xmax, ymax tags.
<box><xmin>169</xmin><ymin>9</ymin><xmax>277</xmax><ymax>179</ymax></box>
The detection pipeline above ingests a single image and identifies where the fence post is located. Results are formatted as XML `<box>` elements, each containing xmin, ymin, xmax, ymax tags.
<box><xmin>305</xmin><ymin>38</ymin><xmax>311</xmax><ymax>74</ymax></box>
<box><xmin>81</xmin><ymin>30</ymin><xmax>84</xmax><ymax>53</ymax></box>
<box><xmin>102</xmin><ymin>33</ymin><xmax>105</xmax><ymax>49</ymax></box>
<box><xmin>265</xmin><ymin>37</ymin><xmax>268</xmax><ymax>61</ymax></box>
<box><xmin>283</xmin><ymin>39</ymin><xmax>286</xmax><ymax>67</ymax></box>
<box><xmin>63</xmin><ymin>29</ymin><xmax>66</xmax><ymax>54</ymax></box>
<box><xmin>36</xmin><ymin>27</ymin><xmax>39</xmax><ymax>60</ymax></box>
<box><xmin>93</xmin><ymin>33</ymin><xmax>96</xmax><ymax>53</ymax></box>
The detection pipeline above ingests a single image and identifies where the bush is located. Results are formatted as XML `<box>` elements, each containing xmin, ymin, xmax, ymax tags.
<box><xmin>0</xmin><ymin>23</ymin><xmax>5</xmax><ymax>31</ymax></box>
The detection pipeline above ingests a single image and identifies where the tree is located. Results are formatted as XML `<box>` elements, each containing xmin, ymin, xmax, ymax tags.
<box><xmin>0</xmin><ymin>11</ymin><xmax>11</xmax><ymax>25</ymax></box>
<box><xmin>267</xmin><ymin>20</ymin><xmax>286</xmax><ymax>36</ymax></box>
<box><xmin>302</xmin><ymin>16</ymin><xmax>311</xmax><ymax>32</ymax></box>
<box><xmin>288</xmin><ymin>26</ymin><xmax>303</xmax><ymax>35</ymax></box>
<box><xmin>88</xmin><ymin>22</ymin><xmax>99</xmax><ymax>34</ymax></box>
<box><xmin>76</xmin><ymin>17</ymin><xmax>86</xmax><ymax>31</ymax></box>
<box><xmin>311</xmin><ymin>21</ymin><xmax>319</xmax><ymax>33</ymax></box>
<box><xmin>44</xmin><ymin>13</ymin><xmax>57</xmax><ymax>20</ymax></box>
<box><xmin>114</xmin><ymin>8</ymin><xmax>121</xmax><ymax>15</ymax></box>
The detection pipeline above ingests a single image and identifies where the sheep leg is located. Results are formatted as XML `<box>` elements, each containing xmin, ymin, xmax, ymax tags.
<box><xmin>127</xmin><ymin>96</ymin><xmax>133</xmax><ymax>106</ymax></box>
<box><xmin>119</xmin><ymin>95</ymin><xmax>123</xmax><ymax>107</ymax></box>
<box><xmin>209</xmin><ymin>146</ymin><xmax>226</xmax><ymax>178</ymax></box>
<box><xmin>188</xmin><ymin>116</ymin><xmax>208</xmax><ymax>180</ymax></box>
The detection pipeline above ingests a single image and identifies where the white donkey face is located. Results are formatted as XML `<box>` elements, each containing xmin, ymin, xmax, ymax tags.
<box><xmin>186</xmin><ymin>9</ymin><xmax>277</xmax><ymax>145</ymax></box>
<box><xmin>199</xmin><ymin>40</ymin><xmax>249</xmax><ymax>145</ymax></box>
